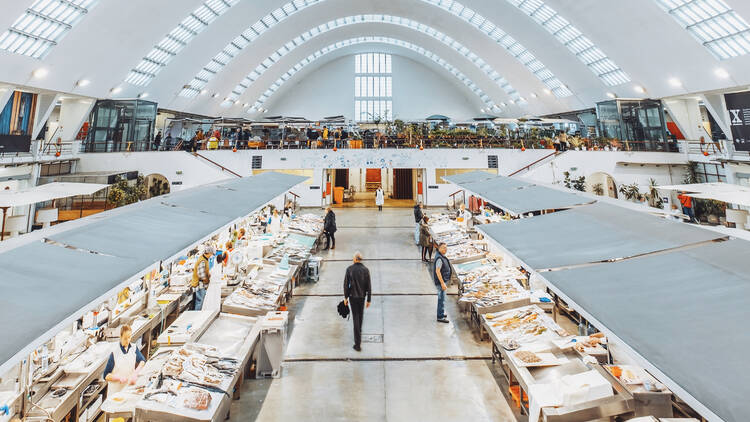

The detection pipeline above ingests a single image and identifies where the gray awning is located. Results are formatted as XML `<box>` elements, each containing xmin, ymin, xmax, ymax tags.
<box><xmin>0</xmin><ymin>241</ymin><xmax>141</xmax><ymax>369</ymax></box>
<box><xmin>478</xmin><ymin>202</ymin><xmax>724</xmax><ymax>270</ymax></box>
<box><xmin>542</xmin><ymin>240</ymin><xmax>750</xmax><ymax>422</ymax></box>
<box><xmin>48</xmin><ymin>172</ymin><xmax>306</xmax><ymax>264</ymax></box>
<box><xmin>441</xmin><ymin>171</ymin><xmax>503</xmax><ymax>185</ymax></box>
<box><xmin>444</xmin><ymin>172</ymin><xmax>587</xmax><ymax>215</ymax></box>
<box><xmin>478</xmin><ymin>184</ymin><xmax>592</xmax><ymax>215</ymax></box>
<box><xmin>0</xmin><ymin>172</ymin><xmax>306</xmax><ymax>374</ymax></box>
<box><xmin>47</xmin><ymin>202</ymin><xmax>230</xmax><ymax>266</ymax></box>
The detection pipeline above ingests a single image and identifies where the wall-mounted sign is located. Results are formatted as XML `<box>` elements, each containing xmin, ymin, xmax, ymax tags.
<box><xmin>428</xmin><ymin>185</ymin><xmax>439</xmax><ymax>189</ymax></box>
<box><xmin>309</xmin><ymin>185</ymin><xmax>320</xmax><ymax>190</ymax></box>
<box><xmin>171</xmin><ymin>181</ymin><xmax>183</xmax><ymax>185</ymax></box>
<box><xmin>725</xmin><ymin>91</ymin><xmax>750</xmax><ymax>151</ymax></box>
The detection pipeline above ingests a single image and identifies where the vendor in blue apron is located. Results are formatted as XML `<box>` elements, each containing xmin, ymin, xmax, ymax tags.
<box><xmin>103</xmin><ymin>324</ymin><xmax>146</xmax><ymax>398</ymax></box>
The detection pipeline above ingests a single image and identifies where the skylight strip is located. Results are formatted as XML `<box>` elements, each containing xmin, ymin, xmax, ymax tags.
<box><xmin>248</xmin><ymin>36</ymin><xmax>501</xmax><ymax>112</ymax></box>
<box><xmin>220</xmin><ymin>15</ymin><xmax>519</xmax><ymax>106</ymax></box>
<box><xmin>420</xmin><ymin>0</ymin><xmax>572</xmax><ymax>97</ymax></box>
<box><xmin>184</xmin><ymin>0</ymin><xmax>547</xmax><ymax>99</ymax></box>
<box><xmin>655</xmin><ymin>0</ymin><xmax>750</xmax><ymax>59</ymax></box>
<box><xmin>505</xmin><ymin>0</ymin><xmax>630</xmax><ymax>86</ymax></box>
<box><xmin>125</xmin><ymin>0</ymin><xmax>240</xmax><ymax>86</ymax></box>
<box><xmin>180</xmin><ymin>0</ymin><xmax>323</xmax><ymax>98</ymax></box>
<box><xmin>0</xmin><ymin>0</ymin><xmax>99</xmax><ymax>59</ymax></box>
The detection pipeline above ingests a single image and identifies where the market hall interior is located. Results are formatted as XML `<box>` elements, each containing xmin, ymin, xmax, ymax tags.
<box><xmin>229</xmin><ymin>207</ymin><xmax>517</xmax><ymax>421</ymax></box>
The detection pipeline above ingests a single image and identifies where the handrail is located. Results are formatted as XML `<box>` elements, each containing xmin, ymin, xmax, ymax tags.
<box><xmin>191</xmin><ymin>152</ymin><xmax>242</xmax><ymax>178</ymax></box>
<box><xmin>508</xmin><ymin>151</ymin><xmax>559</xmax><ymax>177</ymax></box>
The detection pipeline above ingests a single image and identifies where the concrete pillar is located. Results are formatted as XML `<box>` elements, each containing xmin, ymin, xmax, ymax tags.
<box><xmin>663</xmin><ymin>98</ymin><xmax>711</xmax><ymax>141</ymax></box>
<box><xmin>701</xmin><ymin>93</ymin><xmax>733</xmax><ymax>141</ymax></box>
<box><xmin>58</xmin><ymin>98</ymin><xmax>95</xmax><ymax>140</ymax></box>
<box><xmin>31</xmin><ymin>93</ymin><xmax>60</xmax><ymax>140</ymax></box>
<box><xmin>0</xmin><ymin>86</ymin><xmax>14</xmax><ymax>115</ymax></box>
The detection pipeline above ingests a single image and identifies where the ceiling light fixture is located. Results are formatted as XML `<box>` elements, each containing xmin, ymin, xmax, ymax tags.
<box><xmin>211</xmin><ymin>93</ymin><xmax>219</xmax><ymax>98</ymax></box>
<box><xmin>530</xmin><ymin>93</ymin><xmax>538</xmax><ymax>98</ymax></box>
<box><xmin>76</xmin><ymin>79</ymin><xmax>90</xmax><ymax>87</ymax></box>
<box><xmin>138</xmin><ymin>92</ymin><xmax>149</xmax><ymax>99</ymax></box>
<box><xmin>634</xmin><ymin>85</ymin><xmax>646</xmax><ymax>94</ymax></box>
<box><xmin>668</xmin><ymin>78</ymin><xmax>682</xmax><ymax>88</ymax></box>
<box><xmin>606</xmin><ymin>92</ymin><xmax>616</xmax><ymax>99</ymax></box>
<box><xmin>543</xmin><ymin>88</ymin><xmax>552</xmax><ymax>95</ymax></box>
<box><xmin>32</xmin><ymin>68</ymin><xmax>48</xmax><ymax>79</ymax></box>
<box><xmin>715</xmin><ymin>68</ymin><xmax>730</xmax><ymax>79</ymax></box>
<box><xmin>200</xmin><ymin>89</ymin><xmax>208</xmax><ymax>95</ymax></box>
<box><xmin>110</xmin><ymin>86</ymin><xmax>122</xmax><ymax>95</ymax></box>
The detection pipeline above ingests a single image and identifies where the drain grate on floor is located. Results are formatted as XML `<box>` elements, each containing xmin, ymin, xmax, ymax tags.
<box><xmin>361</xmin><ymin>334</ymin><xmax>383</xmax><ymax>343</ymax></box>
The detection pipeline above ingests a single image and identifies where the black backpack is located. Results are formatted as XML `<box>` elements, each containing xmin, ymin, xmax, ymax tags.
<box><xmin>337</xmin><ymin>300</ymin><xmax>350</xmax><ymax>319</ymax></box>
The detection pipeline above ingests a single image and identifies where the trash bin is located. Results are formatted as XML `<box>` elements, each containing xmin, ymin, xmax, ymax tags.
<box><xmin>257</xmin><ymin>311</ymin><xmax>289</xmax><ymax>378</ymax></box>
<box><xmin>306</xmin><ymin>257</ymin><xmax>322</xmax><ymax>282</ymax></box>
<box><xmin>333</xmin><ymin>186</ymin><xmax>345</xmax><ymax>204</ymax></box>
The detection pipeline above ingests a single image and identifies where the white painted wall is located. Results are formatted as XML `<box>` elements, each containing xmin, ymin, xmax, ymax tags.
<box><xmin>75</xmin><ymin>152</ymin><xmax>232</xmax><ymax>192</ymax></box>
<box><xmin>73</xmin><ymin>149</ymin><xmax>690</xmax><ymax>208</ymax></box>
<box><xmin>267</xmin><ymin>54</ymin><xmax>483</xmax><ymax>121</ymax></box>
<box><xmin>520</xmin><ymin>151</ymin><xmax>690</xmax><ymax>196</ymax></box>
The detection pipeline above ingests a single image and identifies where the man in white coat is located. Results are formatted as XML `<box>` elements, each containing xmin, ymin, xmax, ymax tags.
<box><xmin>375</xmin><ymin>185</ymin><xmax>384</xmax><ymax>211</ymax></box>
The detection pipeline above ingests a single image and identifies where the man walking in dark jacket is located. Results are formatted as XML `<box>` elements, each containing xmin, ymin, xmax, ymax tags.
<box><xmin>323</xmin><ymin>207</ymin><xmax>336</xmax><ymax>250</ymax></box>
<box><xmin>433</xmin><ymin>243</ymin><xmax>451</xmax><ymax>323</ymax></box>
<box><xmin>344</xmin><ymin>251</ymin><xmax>372</xmax><ymax>351</ymax></box>
<box><xmin>413</xmin><ymin>202</ymin><xmax>423</xmax><ymax>244</ymax></box>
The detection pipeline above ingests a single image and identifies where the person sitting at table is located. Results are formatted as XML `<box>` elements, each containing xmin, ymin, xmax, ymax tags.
<box><xmin>103</xmin><ymin>325</ymin><xmax>146</xmax><ymax>398</ymax></box>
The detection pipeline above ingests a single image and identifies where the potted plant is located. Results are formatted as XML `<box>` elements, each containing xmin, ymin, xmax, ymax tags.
<box><xmin>563</xmin><ymin>171</ymin><xmax>586</xmax><ymax>192</ymax></box>
<box><xmin>618</xmin><ymin>183</ymin><xmax>642</xmax><ymax>202</ymax></box>
<box><xmin>592</xmin><ymin>183</ymin><xmax>605</xmax><ymax>196</ymax></box>
<box><xmin>645</xmin><ymin>178</ymin><xmax>664</xmax><ymax>209</ymax></box>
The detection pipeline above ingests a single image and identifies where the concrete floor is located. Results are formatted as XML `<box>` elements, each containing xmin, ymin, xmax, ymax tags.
<box><xmin>230</xmin><ymin>208</ymin><xmax>519</xmax><ymax>421</ymax></box>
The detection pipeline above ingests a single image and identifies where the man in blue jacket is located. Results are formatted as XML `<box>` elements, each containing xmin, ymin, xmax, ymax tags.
<box><xmin>433</xmin><ymin>243</ymin><xmax>451</xmax><ymax>323</ymax></box>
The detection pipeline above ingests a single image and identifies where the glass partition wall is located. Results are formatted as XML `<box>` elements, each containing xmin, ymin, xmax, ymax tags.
<box><xmin>82</xmin><ymin>99</ymin><xmax>157</xmax><ymax>152</ymax></box>
<box><xmin>596</xmin><ymin>99</ymin><xmax>673</xmax><ymax>151</ymax></box>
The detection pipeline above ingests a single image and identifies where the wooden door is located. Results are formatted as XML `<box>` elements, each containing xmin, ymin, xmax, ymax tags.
<box><xmin>334</xmin><ymin>169</ymin><xmax>349</xmax><ymax>188</ymax></box>
<box><xmin>392</xmin><ymin>168</ymin><xmax>413</xmax><ymax>200</ymax></box>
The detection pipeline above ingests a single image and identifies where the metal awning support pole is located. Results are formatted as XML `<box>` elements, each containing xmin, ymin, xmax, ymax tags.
<box><xmin>1</xmin><ymin>206</ymin><xmax>8</xmax><ymax>241</ymax></box>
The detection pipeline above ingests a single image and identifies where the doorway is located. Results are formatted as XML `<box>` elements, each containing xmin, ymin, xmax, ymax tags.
<box><xmin>334</xmin><ymin>169</ymin><xmax>349</xmax><ymax>188</ymax></box>
<box><xmin>393</xmin><ymin>169</ymin><xmax>413</xmax><ymax>200</ymax></box>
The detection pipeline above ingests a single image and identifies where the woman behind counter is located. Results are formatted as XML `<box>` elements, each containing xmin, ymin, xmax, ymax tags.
<box><xmin>103</xmin><ymin>325</ymin><xmax>146</xmax><ymax>397</ymax></box>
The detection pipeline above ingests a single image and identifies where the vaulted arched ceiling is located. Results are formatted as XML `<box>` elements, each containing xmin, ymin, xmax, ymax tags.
<box><xmin>1</xmin><ymin>0</ymin><xmax>750</xmax><ymax>118</ymax></box>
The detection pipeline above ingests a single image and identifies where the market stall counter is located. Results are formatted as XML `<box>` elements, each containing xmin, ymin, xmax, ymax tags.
<box><xmin>103</xmin><ymin>310</ymin><xmax>262</xmax><ymax>422</ymax></box>
<box><xmin>26</xmin><ymin>342</ymin><xmax>112</xmax><ymax>422</ymax></box>
<box><xmin>222</xmin><ymin>264</ymin><xmax>298</xmax><ymax>317</ymax></box>
<box><xmin>156</xmin><ymin>310</ymin><xmax>218</xmax><ymax>347</ymax></box>
<box><xmin>482</xmin><ymin>306</ymin><xmax>635</xmax><ymax>421</ymax></box>
<box><xmin>194</xmin><ymin>313</ymin><xmax>261</xmax><ymax>399</ymax></box>
<box><xmin>454</xmin><ymin>257</ymin><xmax>531</xmax><ymax>335</ymax></box>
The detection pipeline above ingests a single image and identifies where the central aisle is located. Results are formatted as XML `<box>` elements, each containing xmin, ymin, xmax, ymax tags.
<box><xmin>232</xmin><ymin>208</ymin><xmax>517</xmax><ymax>421</ymax></box>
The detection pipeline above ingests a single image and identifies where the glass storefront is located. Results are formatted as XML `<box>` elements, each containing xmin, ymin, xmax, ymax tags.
<box><xmin>596</xmin><ymin>99</ymin><xmax>673</xmax><ymax>151</ymax></box>
<box><xmin>82</xmin><ymin>99</ymin><xmax>157</xmax><ymax>152</ymax></box>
